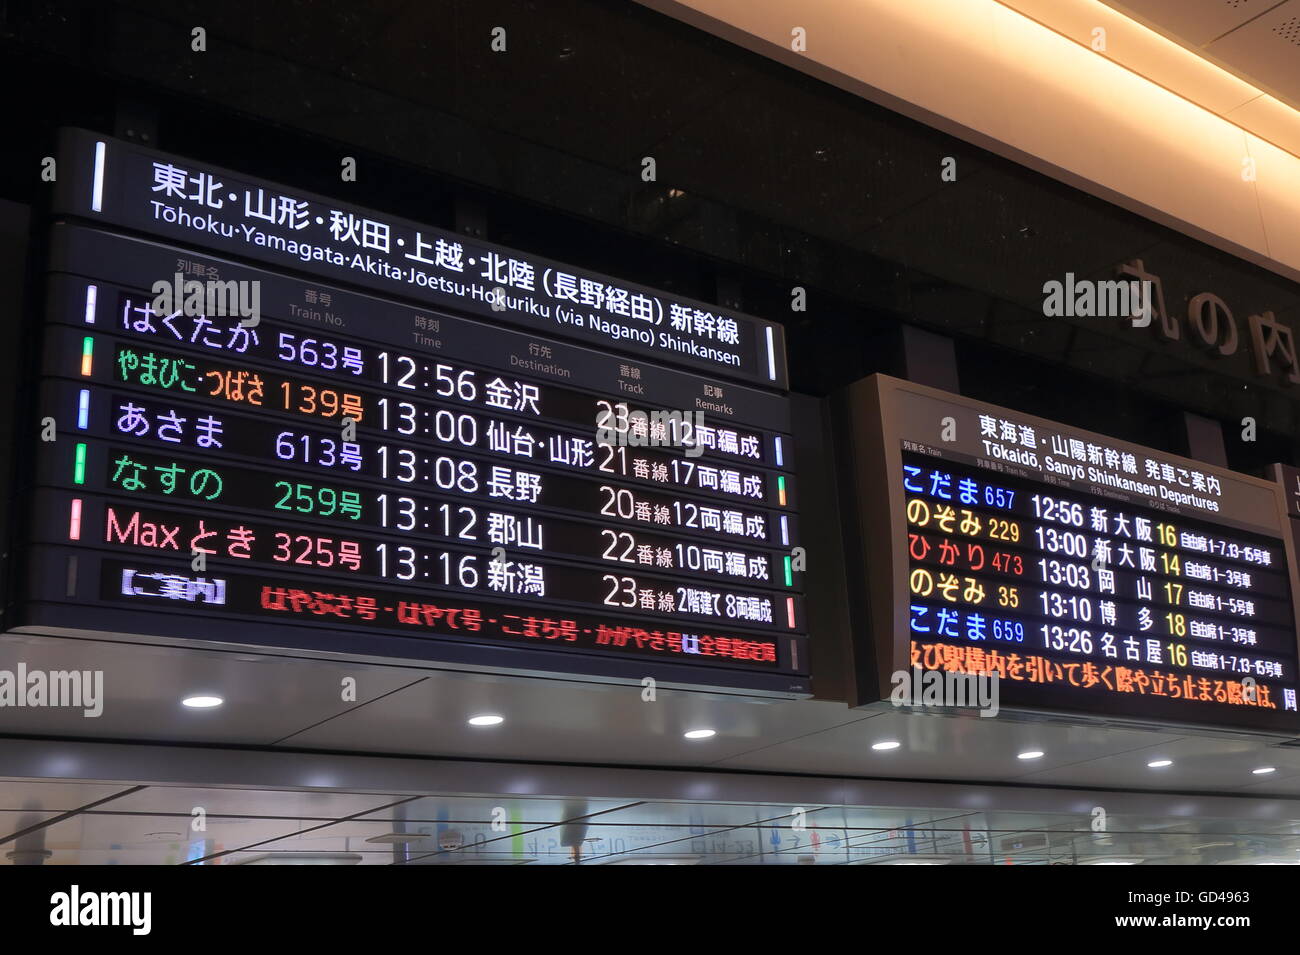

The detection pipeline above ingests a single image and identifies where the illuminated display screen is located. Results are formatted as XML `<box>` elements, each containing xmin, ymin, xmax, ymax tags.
<box><xmin>847</xmin><ymin>375</ymin><xmax>1300</xmax><ymax>733</ymax></box>
<box><xmin>18</xmin><ymin>132</ymin><xmax>807</xmax><ymax>696</ymax></box>
<box><xmin>51</xmin><ymin>128</ymin><xmax>788</xmax><ymax>388</ymax></box>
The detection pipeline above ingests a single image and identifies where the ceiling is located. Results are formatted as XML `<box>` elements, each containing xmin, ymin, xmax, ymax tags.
<box><xmin>5</xmin><ymin>631</ymin><xmax>1300</xmax><ymax>800</ymax></box>
<box><xmin>1101</xmin><ymin>0</ymin><xmax>1300</xmax><ymax>113</ymax></box>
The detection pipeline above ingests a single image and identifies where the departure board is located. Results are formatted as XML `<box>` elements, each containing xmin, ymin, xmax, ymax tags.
<box><xmin>843</xmin><ymin>375</ymin><xmax>1300</xmax><ymax>733</ymax></box>
<box><xmin>15</xmin><ymin>131</ymin><xmax>808</xmax><ymax>696</ymax></box>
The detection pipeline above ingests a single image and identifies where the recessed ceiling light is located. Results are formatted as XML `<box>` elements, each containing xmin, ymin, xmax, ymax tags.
<box><xmin>684</xmin><ymin>729</ymin><xmax>716</xmax><ymax>740</ymax></box>
<box><xmin>871</xmin><ymin>740</ymin><xmax>901</xmax><ymax>751</ymax></box>
<box><xmin>1017</xmin><ymin>750</ymin><xmax>1045</xmax><ymax>760</ymax></box>
<box><xmin>1147</xmin><ymin>759</ymin><xmax>1173</xmax><ymax>768</ymax></box>
<box><xmin>1253</xmin><ymin>766</ymin><xmax>1276</xmax><ymax>775</ymax></box>
<box><xmin>182</xmin><ymin>695</ymin><xmax>223</xmax><ymax>708</ymax></box>
<box><xmin>468</xmin><ymin>714</ymin><xmax>504</xmax><ymax>727</ymax></box>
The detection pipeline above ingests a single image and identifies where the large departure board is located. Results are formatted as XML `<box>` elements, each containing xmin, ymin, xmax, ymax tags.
<box><xmin>842</xmin><ymin>375</ymin><xmax>1300</xmax><ymax>733</ymax></box>
<box><xmin>15</xmin><ymin>131</ymin><xmax>807</xmax><ymax>696</ymax></box>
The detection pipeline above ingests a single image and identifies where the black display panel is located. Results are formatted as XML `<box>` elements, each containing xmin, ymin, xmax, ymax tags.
<box><xmin>16</xmin><ymin>133</ymin><xmax>808</xmax><ymax>696</ymax></box>
<box><xmin>844</xmin><ymin>375</ymin><xmax>1300</xmax><ymax>733</ymax></box>
<box><xmin>50</xmin><ymin>129</ymin><xmax>789</xmax><ymax>389</ymax></box>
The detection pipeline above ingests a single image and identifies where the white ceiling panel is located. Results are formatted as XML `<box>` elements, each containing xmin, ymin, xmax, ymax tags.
<box><xmin>279</xmin><ymin>666</ymin><xmax>865</xmax><ymax>764</ymax></box>
<box><xmin>0</xmin><ymin>632</ymin><xmax>427</xmax><ymax>745</ymax></box>
<box><xmin>1015</xmin><ymin>734</ymin><xmax>1300</xmax><ymax>789</ymax></box>
<box><xmin>712</xmin><ymin>706</ymin><xmax>1185</xmax><ymax>781</ymax></box>
<box><xmin>1106</xmin><ymin>0</ymin><xmax>1281</xmax><ymax>47</ymax></box>
<box><xmin>1102</xmin><ymin>0</ymin><xmax>1300</xmax><ymax>109</ymax></box>
<box><xmin>1205</xmin><ymin>1</ymin><xmax>1300</xmax><ymax>103</ymax></box>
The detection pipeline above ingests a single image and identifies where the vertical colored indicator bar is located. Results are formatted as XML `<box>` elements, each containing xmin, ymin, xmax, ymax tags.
<box><xmin>774</xmin><ymin>435</ymin><xmax>784</xmax><ymax>467</ymax></box>
<box><xmin>81</xmin><ymin>336</ymin><xmax>94</xmax><ymax>376</ymax></box>
<box><xmin>777</xmin><ymin>475</ymin><xmax>787</xmax><ymax>506</ymax></box>
<box><xmin>92</xmin><ymin>141</ymin><xmax>106</xmax><ymax>212</ymax></box>
<box><xmin>783</xmin><ymin>555</ymin><xmax>793</xmax><ymax>587</ymax></box>
<box><xmin>77</xmin><ymin>389</ymin><xmax>90</xmax><ymax>429</ymax></box>
<box><xmin>786</xmin><ymin>596</ymin><xmax>796</xmax><ymax>629</ymax></box>
<box><xmin>765</xmin><ymin>326</ymin><xmax>777</xmax><ymax>381</ymax></box>
<box><xmin>84</xmin><ymin>284</ymin><xmax>97</xmax><ymax>324</ymax></box>
<box><xmin>68</xmin><ymin>499</ymin><xmax>83</xmax><ymax>540</ymax></box>
<box><xmin>780</xmin><ymin>515</ymin><xmax>790</xmax><ymax>547</ymax></box>
<box><xmin>73</xmin><ymin>443</ymin><xmax>86</xmax><ymax>485</ymax></box>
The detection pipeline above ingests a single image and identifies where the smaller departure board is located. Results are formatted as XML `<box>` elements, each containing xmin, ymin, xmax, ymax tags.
<box><xmin>842</xmin><ymin>375</ymin><xmax>1300</xmax><ymax>734</ymax></box>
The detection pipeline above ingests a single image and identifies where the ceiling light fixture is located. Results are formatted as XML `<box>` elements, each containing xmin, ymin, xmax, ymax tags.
<box><xmin>181</xmin><ymin>695</ymin><xmax>223</xmax><ymax>708</ymax></box>
<box><xmin>683</xmin><ymin>729</ymin><xmax>716</xmax><ymax>739</ymax></box>
<box><xmin>871</xmin><ymin>740</ymin><xmax>901</xmax><ymax>751</ymax></box>
<box><xmin>468</xmin><ymin>714</ymin><xmax>504</xmax><ymax>727</ymax></box>
<box><xmin>1017</xmin><ymin>750</ymin><xmax>1045</xmax><ymax>760</ymax></box>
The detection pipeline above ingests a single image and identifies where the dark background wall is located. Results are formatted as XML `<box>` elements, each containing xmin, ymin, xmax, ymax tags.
<box><xmin>1</xmin><ymin>0</ymin><xmax>1297</xmax><ymax>472</ymax></box>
